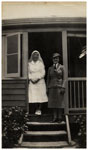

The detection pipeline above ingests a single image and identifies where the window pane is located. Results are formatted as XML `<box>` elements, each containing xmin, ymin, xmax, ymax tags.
<box><xmin>7</xmin><ymin>35</ymin><xmax>18</xmax><ymax>54</ymax></box>
<box><xmin>7</xmin><ymin>54</ymin><xmax>18</xmax><ymax>73</ymax></box>
<box><xmin>68</xmin><ymin>37</ymin><xmax>86</xmax><ymax>77</ymax></box>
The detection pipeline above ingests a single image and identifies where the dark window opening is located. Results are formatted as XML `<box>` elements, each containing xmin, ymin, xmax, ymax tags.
<box><xmin>7</xmin><ymin>54</ymin><xmax>18</xmax><ymax>73</ymax></box>
<box><xmin>28</xmin><ymin>32</ymin><xmax>62</xmax><ymax>81</ymax></box>
<box><xmin>67</xmin><ymin>37</ymin><xmax>86</xmax><ymax>77</ymax></box>
<box><xmin>7</xmin><ymin>35</ymin><xmax>18</xmax><ymax>54</ymax></box>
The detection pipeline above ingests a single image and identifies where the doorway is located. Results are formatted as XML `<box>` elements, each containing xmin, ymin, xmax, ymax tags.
<box><xmin>28</xmin><ymin>32</ymin><xmax>63</xmax><ymax>114</ymax></box>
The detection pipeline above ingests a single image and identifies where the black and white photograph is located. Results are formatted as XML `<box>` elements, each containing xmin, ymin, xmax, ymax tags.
<box><xmin>2</xmin><ymin>1</ymin><xmax>86</xmax><ymax>148</ymax></box>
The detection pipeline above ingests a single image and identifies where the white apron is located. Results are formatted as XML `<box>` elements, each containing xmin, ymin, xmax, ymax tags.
<box><xmin>28</xmin><ymin>60</ymin><xmax>48</xmax><ymax>103</ymax></box>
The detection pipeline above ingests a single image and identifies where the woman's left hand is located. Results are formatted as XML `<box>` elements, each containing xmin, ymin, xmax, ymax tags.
<box><xmin>60</xmin><ymin>88</ymin><xmax>65</xmax><ymax>94</ymax></box>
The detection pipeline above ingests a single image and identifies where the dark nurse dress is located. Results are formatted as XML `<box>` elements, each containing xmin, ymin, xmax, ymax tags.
<box><xmin>47</xmin><ymin>64</ymin><xmax>65</xmax><ymax>108</ymax></box>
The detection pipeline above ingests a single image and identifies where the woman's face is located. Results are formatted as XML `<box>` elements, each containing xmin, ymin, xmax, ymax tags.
<box><xmin>53</xmin><ymin>56</ymin><xmax>59</xmax><ymax>64</ymax></box>
<box><xmin>32</xmin><ymin>52</ymin><xmax>39</xmax><ymax>62</ymax></box>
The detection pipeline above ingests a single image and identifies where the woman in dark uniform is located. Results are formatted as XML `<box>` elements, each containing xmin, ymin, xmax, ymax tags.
<box><xmin>47</xmin><ymin>53</ymin><xmax>65</xmax><ymax>122</ymax></box>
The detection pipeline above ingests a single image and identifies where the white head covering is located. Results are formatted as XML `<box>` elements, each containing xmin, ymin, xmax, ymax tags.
<box><xmin>29</xmin><ymin>50</ymin><xmax>44</xmax><ymax>65</ymax></box>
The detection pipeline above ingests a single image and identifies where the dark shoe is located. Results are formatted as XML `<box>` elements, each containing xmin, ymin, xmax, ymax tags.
<box><xmin>57</xmin><ymin>118</ymin><xmax>63</xmax><ymax>123</ymax></box>
<box><xmin>57</xmin><ymin>120</ymin><xmax>61</xmax><ymax>123</ymax></box>
<box><xmin>57</xmin><ymin>120</ymin><xmax>65</xmax><ymax>124</ymax></box>
<box><xmin>50</xmin><ymin>118</ymin><xmax>57</xmax><ymax>123</ymax></box>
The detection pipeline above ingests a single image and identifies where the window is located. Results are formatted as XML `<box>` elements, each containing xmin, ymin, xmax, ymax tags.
<box><xmin>5</xmin><ymin>33</ymin><xmax>21</xmax><ymax>77</ymax></box>
<box><xmin>67</xmin><ymin>35</ymin><xmax>86</xmax><ymax>77</ymax></box>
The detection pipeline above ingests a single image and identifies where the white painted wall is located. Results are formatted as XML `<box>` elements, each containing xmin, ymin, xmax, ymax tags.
<box><xmin>2</xmin><ymin>2</ymin><xmax>86</xmax><ymax>20</ymax></box>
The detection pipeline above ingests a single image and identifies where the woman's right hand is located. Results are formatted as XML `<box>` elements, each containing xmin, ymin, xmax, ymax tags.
<box><xmin>31</xmin><ymin>79</ymin><xmax>40</xmax><ymax>84</ymax></box>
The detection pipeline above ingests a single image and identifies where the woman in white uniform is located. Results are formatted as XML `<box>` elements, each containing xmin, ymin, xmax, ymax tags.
<box><xmin>28</xmin><ymin>50</ymin><xmax>48</xmax><ymax>115</ymax></box>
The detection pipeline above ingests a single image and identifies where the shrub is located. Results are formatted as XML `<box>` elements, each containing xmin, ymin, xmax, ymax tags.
<box><xmin>2</xmin><ymin>106</ymin><xmax>29</xmax><ymax>148</ymax></box>
<box><xmin>73</xmin><ymin>114</ymin><xmax>86</xmax><ymax>148</ymax></box>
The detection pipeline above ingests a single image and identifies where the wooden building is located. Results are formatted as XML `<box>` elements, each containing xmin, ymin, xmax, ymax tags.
<box><xmin>2</xmin><ymin>2</ymin><xmax>86</xmax><ymax>115</ymax></box>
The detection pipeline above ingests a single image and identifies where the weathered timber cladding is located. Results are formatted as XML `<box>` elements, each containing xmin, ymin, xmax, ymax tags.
<box><xmin>2</xmin><ymin>83</ymin><xmax>25</xmax><ymax>88</ymax></box>
<box><xmin>2</xmin><ymin>101</ymin><xmax>26</xmax><ymax>107</ymax></box>
<box><xmin>2</xmin><ymin>79</ymin><xmax>27</xmax><ymax>107</ymax></box>
<box><xmin>2</xmin><ymin>95</ymin><xmax>26</xmax><ymax>100</ymax></box>
<box><xmin>2</xmin><ymin>89</ymin><xmax>25</xmax><ymax>94</ymax></box>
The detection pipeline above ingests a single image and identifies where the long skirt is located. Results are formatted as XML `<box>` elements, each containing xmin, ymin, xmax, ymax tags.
<box><xmin>48</xmin><ymin>88</ymin><xmax>64</xmax><ymax>108</ymax></box>
<box><xmin>28</xmin><ymin>79</ymin><xmax>48</xmax><ymax>103</ymax></box>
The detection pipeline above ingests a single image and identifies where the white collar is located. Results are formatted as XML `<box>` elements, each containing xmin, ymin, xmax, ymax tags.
<box><xmin>31</xmin><ymin>60</ymin><xmax>39</xmax><ymax>64</ymax></box>
<box><xmin>53</xmin><ymin>63</ymin><xmax>61</xmax><ymax>69</ymax></box>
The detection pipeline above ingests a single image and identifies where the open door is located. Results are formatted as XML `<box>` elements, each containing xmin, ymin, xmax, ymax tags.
<box><xmin>28</xmin><ymin>32</ymin><xmax>63</xmax><ymax>114</ymax></box>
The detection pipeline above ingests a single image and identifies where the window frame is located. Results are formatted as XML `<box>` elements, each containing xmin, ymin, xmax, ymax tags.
<box><xmin>67</xmin><ymin>32</ymin><xmax>86</xmax><ymax>78</ymax></box>
<box><xmin>5</xmin><ymin>33</ymin><xmax>21</xmax><ymax>78</ymax></box>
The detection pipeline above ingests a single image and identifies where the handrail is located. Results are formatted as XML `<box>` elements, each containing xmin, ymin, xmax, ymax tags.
<box><xmin>68</xmin><ymin>77</ymin><xmax>86</xmax><ymax>81</ymax></box>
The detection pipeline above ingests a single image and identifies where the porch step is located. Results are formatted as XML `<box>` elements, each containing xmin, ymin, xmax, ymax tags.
<box><xmin>28</xmin><ymin>114</ymin><xmax>53</xmax><ymax>122</ymax></box>
<box><xmin>26</xmin><ymin>121</ymin><xmax>66</xmax><ymax>131</ymax></box>
<box><xmin>24</xmin><ymin>130</ymin><xmax>67</xmax><ymax>135</ymax></box>
<box><xmin>21</xmin><ymin>141</ymin><xmax>69</xmax><ymax>148</ymax></box>
<box><xmin>23</xmin><ymin>130</ymin><xmax>67</xmax><ymax>142</ymax></box>
<box><xmin>20</xmin><ymin>115</ymin><xmax>74</xmax><ymax>148</ymax></box>
<box><xmin>27</xmin><ymin>121</ymin><xmax>65</xmax><ymax>125</ymax></box>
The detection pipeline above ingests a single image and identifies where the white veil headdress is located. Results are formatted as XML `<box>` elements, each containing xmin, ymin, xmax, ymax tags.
<box><xmin>29</xmin><ymin>50</ymin><xmax>44</xmax><ymax>66</ymax></box>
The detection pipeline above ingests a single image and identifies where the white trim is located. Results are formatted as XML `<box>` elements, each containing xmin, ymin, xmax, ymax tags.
<box><xmin>6</xmin><ymin>32</ymin><xmax>23</xmax><ymax>36</ymax></box>
<box><xmin>62</xmin><ymin>31</ymin><xmax>68</xmax><ymax>114</ymax></box>
<box><xmin>7</xmin><ymin>53</ymin><xmax>18</xmax><ymax>56</ymax></box>
<box><xmin>68</xmin><ymin>77</ymin><xmax>86</xmax><ymax>81</ymax></box>
<box><xmin>69</xmin><ymin>108</ymin><xmax>86</xmax><ymax>111</ymax></box>
<box><xmin>18</xmin><ymin>34</ymin><xmax>21</xmax><ymax>77</ymax></box>
<box><xmin>67</xmin><ymin>33</ymin><xmax>86</xmax><ymax>37</ymax></box>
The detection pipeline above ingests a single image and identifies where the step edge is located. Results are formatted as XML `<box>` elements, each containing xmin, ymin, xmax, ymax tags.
<box><xmin>24</xmin><ymin>131</ymin><xmax>67</xmax><ymax>136</ymax></box>
<box><xmin>26</xmin><ymin>122</ymin><xmax>66</xmax><ymax>125</ymax></box>
<box><xmin>21</xmin><ymin>141</ymin><xmax>69</xmax><ymax>147</ymax></box>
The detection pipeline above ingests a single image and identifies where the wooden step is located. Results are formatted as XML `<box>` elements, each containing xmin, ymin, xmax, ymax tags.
<box><xmin>28</xmin><ymin>114</ymin><xmax>53</xmax><ymax>122</ymax></box>
<box><xmin>23</xmin><ymin>130</ymin><xmax>67</xmax><ymax>142</ymax></box>
<box><xmin>28</xmin><ymin>114</ymin><xmax>52</xmax><ymax>117</ymax></box>
<box><xmin>26</xmin><ymin>121</ymin><xmax>66</xmax><ymax>131</ymax></box>
<box><xmin>24</xmin><ymin>130</ymin><xmax>67</xmax><ymax>135</ymax></box>
<box><xmin>21</xmin><ymin>141</ymin><xmax>69</xmax><ymax>148</ymax></box>
<box><xmin>27</xmin><ymin>121</ymin><xmax>65</xmax><ymax>125</ymax></box>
